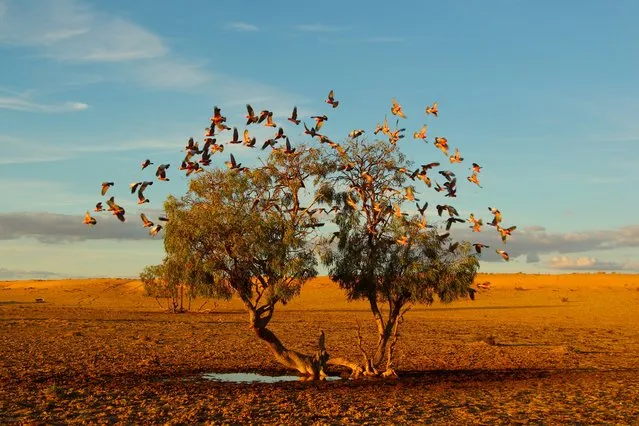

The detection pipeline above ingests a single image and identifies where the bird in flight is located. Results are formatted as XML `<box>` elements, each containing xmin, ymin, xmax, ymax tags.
<box><xmin>156</xmin><ymin>164</ymin><xmax>170</xmax><ymax>181</ymax></box>
<box><xmin>326</xmin><ymin>90</ymin><xmax>339</xmax><ymax>108</ymax></box>
<box><xmin>141</xmin><ymin>159</ymin><xmax>153</xmax><ymax>170</ymax></box>
<box><xmin>83</xmin><ymin>211</ymin><xmax>97</xmax><ymax>226</ymax></box>
<box><xmin>391</xmin><ymin>98</ymin><xmax>406</xmax><ymax>118</ymax></box>
<box><xmin>434</xmin><ymin>137</ymin><xmax>449</xmax><ymax>156</ymax></box>
<box><xmin>288</xmin><ymin>106</ymin><xmax>301</xmax><ymax>125</ymax></box>
<box><xmin>101</xmin><ymin>182</ymin><xmax>114</xmax><ymax>196</ymax></box>
<box><xmin>425</xmin><ymin>101</ymin><xmax>438</xmax><ymax>117</ymax></box>
<box><xmin>473</xmin><ymin>243</ymin><xmax>489</xmax><ymax>254</ymax></box>
<box><xmin>413</xmin><ymin>124</ymin><xmax>427</xmax><ymax>140</ymax></box>
<box><xmin>496</xmin><ymin>250</ymin><xmax>509</xmax><ymax>261</ymax></box>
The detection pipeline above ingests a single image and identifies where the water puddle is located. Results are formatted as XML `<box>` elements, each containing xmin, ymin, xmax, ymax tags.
<box><xmin>202</xmin><ymin>372</ymin><xmax>343</xmax><ymax>383</ymax></box>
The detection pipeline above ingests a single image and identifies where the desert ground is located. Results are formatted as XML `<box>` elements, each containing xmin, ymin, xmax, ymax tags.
<box><xmin>1</xmin><ymin>273</ymin><xmax>638</xmax><ymax>424</ymax></box>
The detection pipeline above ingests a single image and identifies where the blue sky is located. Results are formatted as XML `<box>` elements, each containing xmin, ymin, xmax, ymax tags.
<box><xmin>1</xmin><ymin>0</ymin><xmax>638</xmax><ymax>279</ymax></box>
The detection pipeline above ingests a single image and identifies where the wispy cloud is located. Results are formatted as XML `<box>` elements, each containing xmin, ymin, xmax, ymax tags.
<box><xmin>226</xmin><ymin>21</ymin><xmax>259</xmax><ymax>32</ymax></box>
<box><xmin>548</xmin><ymin>256</ymin><xmax>637</xmax><ymax>272</ymax></box>
<box><xmin>446</xmin><ymin>223</ymin><xmax>639</xmax><ymax>264</ymax></box>
<box><xmin>0</xmin><ymin>0</ymin><xmax>206</xmax><ymax>91</ymax></box>
<box><xmin>0</xmin><ymin>0</ymin><xmax>166</xmax><ymax>62</ymax></box>
<box><xmin>295</xmin><ymin>24</ymin><xmax>344</xmax><ymax>33</ymax></box>
<box><xmin>0</xmin><ymin>267</ymin><xmax>64</xmax><ymax>280</ymax></box>
<box><xmin>0</xmin><ymin>95</ymin><xmax>88</xmax><ymax>113</ymax></box>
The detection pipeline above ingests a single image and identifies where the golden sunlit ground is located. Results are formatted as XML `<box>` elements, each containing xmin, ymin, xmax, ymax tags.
<box><xmin>1</xmin><ymin>274</ymin><xmax>638</xmax><ymax>424</ymax></box>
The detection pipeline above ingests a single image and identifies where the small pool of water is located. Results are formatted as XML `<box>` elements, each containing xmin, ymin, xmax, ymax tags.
<box><xmin>202</xmin><ymin>372</ymin><xmax>343</xmax><ymax>383</ymax></box>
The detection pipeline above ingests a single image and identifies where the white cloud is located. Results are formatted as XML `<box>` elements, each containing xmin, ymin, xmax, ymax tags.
<box><xmin>548</xmin><ymin>256</ymin><xmax>636</xmax><ymax>271</ymax></box>
<box><xmin>0</xmin><ymin>95</ymin><xmax>89</xmax><ymax>113</ymax></box>
<box><xmin>227</xmin><ymin>22</ymin><xmax>259</xmax><ymax>32</ymax></box>
<box><xmin>0</xmin><ymin>0</ymin><xmax>167</xmax><ymax>62</ymax></box>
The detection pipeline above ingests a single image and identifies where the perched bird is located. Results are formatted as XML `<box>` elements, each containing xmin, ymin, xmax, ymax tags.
<box><xmin>473</xmin><ymin>243</ymin><xmax>489</xmax><ymax>254</ymax></box>
<box><xmin>413</xmin><ymin>124</ymin><xmax>427</xmax><ymax>140</ymax></box>
<box><xmin>425</xmin><ymin>101</ymin><xmax>438</xmax><ymax>117</ymax></box>
<box><xmin>396</xmin><ymin>235</ymin><xmax>409</xmax><ymax>245</ymax></box>
<box><xmin>448</xmin><ymin>242</ymin><xmax>459</xmax><ymax>253</ymax></box>
<box><xmin>94</xmin><ymin>202</ymin><xmax>104</xmax><ymax>212</ymax></box>
<box><xmin>288</xmin><ymin>106</ymin><xmax>301</xmax><ymax>125</ymax></box>
<box><xmin>140</xmin><ymin>213</ymin><xmax>154</xmax><ymax>228</ymax></box>
<box><xmin>156</xmin><ymin>164</ymin><xmax>170</xmax><ymax>181</ymax></box>
<box><xmin>496</xmin><ymin>250</ymin><xmax>509</xmax><ymax>261</ymax></box>
<box><xmin>83</xmin><ymin>211</ymin><xmax>97</xmax><ymax>226</ymax></box>
<box><xmin>141</xmin><ymin>159</ymin><xmax>153</xmax><ymax>170</ymax></box>
<box><xmin>391</xmin><ymin>98</ymin><xmax>406</xmax><ymax>118</ymax></box>
<box><xmin>326</xmin><ymin>90</ymin><xmax>339</xmax><ymax>108</ymax></box>
<box><xmin>101</xmin><ymin>182</ymin><xmax>114</xmax><ymax>196</ymax></box>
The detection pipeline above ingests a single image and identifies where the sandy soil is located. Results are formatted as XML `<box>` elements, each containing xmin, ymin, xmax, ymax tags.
<box><xmin>1</xmin><ymin>274</ymin><xmax>638</xmax><ymax>424</ymax></box>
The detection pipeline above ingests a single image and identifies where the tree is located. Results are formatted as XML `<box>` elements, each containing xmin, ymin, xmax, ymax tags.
<box><xmin>94</xmin><ymin>93</ymin><xmax>509</xmax><ymax>379</ymax></box>
<box><xmin>143</xmin><ymin>145</ymin><xmax>345</xmax><ymax>377</ymax></box>
<box><xmin>318</xmin><ymin>126</ymin><xmax>483</xmax><ymax>377</ymax></box>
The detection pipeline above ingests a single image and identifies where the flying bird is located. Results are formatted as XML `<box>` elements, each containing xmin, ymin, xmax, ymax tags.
<box><xmin>229</xmin><ymin>127</ymin><xmax>241</xmax><ymax>144</ymax></box>
<box><xmin>434</xmin><ymin>137</ymin><xmax>449</xmax><ymax>156</ymax></box>
<box><xmin>225</xmin><ymin>154</ymin><xmax>242</xmax><ymax>170</ymax></box>
<box><xmin>101</xmin><ymin>182</ymin><xmax>114</xmax><ymax>196</ymax></box>
<box><xmin>496</xmin><ymin>250</ymin><xmax>509</xmax><ymax>261</ymax></box>
<box><xmin>245</xmin><ymin>104</ymin><xmax>259</xmax><ymax>125</ymax></box>
<box><xmin>349</xmin><ymin>129</ymin><xmax>365</xmax><ymax>138</ymax></box>
<box><xmin>288</xmin><ymin>106</ymin><xmax>301</xmax><ymax>125</ymax></box>
<box><xmin>425</xmin><ymin>101</ymin><xmax>438</xmax><ymax>117</ymax></box>
<box><xmin>471</xmin><ymin>163</ymin><xmax>482</xmax><ymax>173</ymax></box>
<box><xmin>156</xmin><ymin>164</ymin><xmax>170</xmax><ymax>181</ymax></box>
<box><xmin>467</xmin><ymin>173</ymin><xmax>482</xmax><ymax>188</ymax></box>
<box><xmin>140</xmin><ymin>213</ymin><xmax>154</xmax><ymax>228</ymax></box>
<box><xmin>413</xmin><ymin>124</ymin><xmax>427</xmax><ymax>140</ymax></box>
<box><xmin>149</xmin><ymin>224</ymin><xmax>163</xmax><ymax>236</ymax></box>
<box><xmin>497</xmin><ymin>225</ymin><xmax>517</xmax><ymax>243</ymax></box>
<box><xmin>326</xmin><ymin>90</ymin><xmax>339</xmax><ymax>108</ymax></box>
<box><xmin>488</xmin><ymin>207</ymin><xmax>502</xmax><ymax>226</ymax></box>
<box><xmin>106</xmin><ymin>197</ymin><xmax>126</xmax><ymax>222</ymax></box>
<box><xmin>416</xmin><ymin>201</ymin><xmax>428</xmax><ymax>215</ymax></box>
<box><xmin>83</xmin><ymin>211</ymin><xmax>97</xmax><ymax>226</ymax></box>
<box><xmin>449</xmin><ymin>148</ymin><xmax>463</xmax><ymax>164</ymax></box>
<box><xmin>391</xmin><ymin>98</ymin><xmax>406</xmax><ymax>118</ymax></box>
<box><xmin>473</xmin><ymin>243</ymin><xmax>489</xmax><ymax>254</ymax></box>
<box><xmin>94</xmin><ymin>202</ymin><xmax>104</xmax><ymax>212</ymax></box>
<box><xmin>141</xmin><ymin>159</ymin><xmax>153</xmax><ymax>170</ymax></box>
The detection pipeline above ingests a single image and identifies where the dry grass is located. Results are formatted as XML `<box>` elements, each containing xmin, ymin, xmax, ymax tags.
<box><xmin>1</xmin><ymin>273</ymin><xmax>639</xmax><ymax>424</ymax></box>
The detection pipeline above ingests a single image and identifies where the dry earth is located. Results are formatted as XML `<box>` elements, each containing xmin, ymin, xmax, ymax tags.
<box><xmin>1</xmin><ymin>273</ymin><xmax>638</xmax><ymax>424</ymax></box>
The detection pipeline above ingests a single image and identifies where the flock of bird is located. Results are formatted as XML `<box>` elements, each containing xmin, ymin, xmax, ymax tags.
<box><xmin>83</xmin><ymin>90</ymin><xmax>516</xmax><ymax>262</ymax></box>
